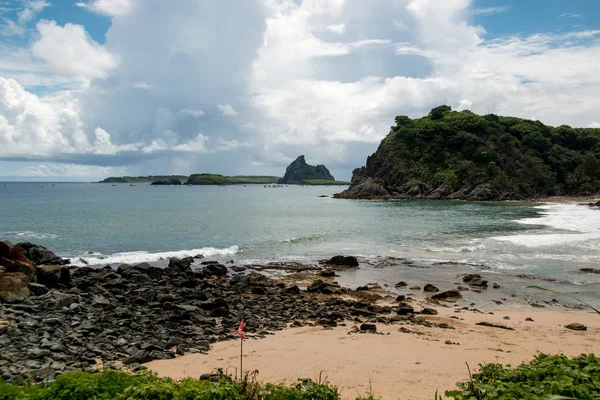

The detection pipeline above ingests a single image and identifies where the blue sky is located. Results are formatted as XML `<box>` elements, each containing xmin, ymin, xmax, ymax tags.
<box><xmin>0</xmin><ymin>0</ymin><xmax>599</xmax><ymax>181</ymax></box>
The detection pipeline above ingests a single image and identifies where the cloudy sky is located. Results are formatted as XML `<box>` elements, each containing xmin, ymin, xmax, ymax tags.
<box><xmin>0</xmin><ymin>0</ymin><xmax>598</xmax><ymax>181</ymax></box>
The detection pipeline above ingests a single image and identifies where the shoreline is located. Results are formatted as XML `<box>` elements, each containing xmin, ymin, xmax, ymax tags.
<box><xmin>146</xmin><ymin>306</ymin><xmax>598</xmax><ymax>400</ymax></box>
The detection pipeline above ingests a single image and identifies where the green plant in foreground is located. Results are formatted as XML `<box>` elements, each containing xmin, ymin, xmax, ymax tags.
<box><xmin>527</xmin><ymin>285</ymin><xmax>600</xmax><ymax>315</ymax></box>
<box><xmin>445</xmin><ymin>354</ymin><xmax>600</xmax><ymax>400</ymax></box>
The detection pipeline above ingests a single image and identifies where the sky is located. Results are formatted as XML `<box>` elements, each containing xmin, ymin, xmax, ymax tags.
<box><xmin>0</xmin><ymin>0</ymin><xmax>599</xmax><ymax>181</ymax></box>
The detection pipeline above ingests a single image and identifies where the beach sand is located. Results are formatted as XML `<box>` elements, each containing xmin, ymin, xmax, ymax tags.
<box><xmin>146</xmin><ymin>306</ymin><xmax>599</xmax><ymax>400</ymax></box>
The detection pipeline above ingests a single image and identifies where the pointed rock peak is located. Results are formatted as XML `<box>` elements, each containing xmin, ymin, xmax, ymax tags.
<box><xmin>278</xmin><ymin>155</ymin><xmax>335</xmax><ymax>184</ymax></box>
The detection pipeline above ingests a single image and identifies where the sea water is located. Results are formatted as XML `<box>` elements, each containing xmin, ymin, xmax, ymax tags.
<box><xmin>1</xmin><ymin>182</ymin><xmax>599</xmax><ymax>302</ymax></box>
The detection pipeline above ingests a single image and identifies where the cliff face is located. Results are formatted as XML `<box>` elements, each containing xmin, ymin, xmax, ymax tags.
<box><xmin>278</xmin><ymin>156</ymin><xmax>335</xmax><ymax>184</ymax></box>
<box><xmin>335</xmin><ymin>106</ymin><xmax>600</xmax><ymax>200</ymax></box>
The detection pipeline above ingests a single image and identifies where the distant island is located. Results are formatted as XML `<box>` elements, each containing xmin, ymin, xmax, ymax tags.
<box><xmin>100</xmin><ymin>168</ymin><xmax>349</xmax><ymax>186</ymax></box>
<box><xmin>335</xmin><ymin>105</ymin><xmax>600</xmax><ymax>200</ymax></box>
<box><xmin>278</xmin><ymin>155</ymin><xmax>348</xmax><ymax>185</ymax></box>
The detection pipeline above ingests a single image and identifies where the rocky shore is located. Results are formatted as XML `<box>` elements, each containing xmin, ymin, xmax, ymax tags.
<box><xmin>0</xmin><ymin>242</ymin><xmax>398</xmax><ymax>384</ymax></box>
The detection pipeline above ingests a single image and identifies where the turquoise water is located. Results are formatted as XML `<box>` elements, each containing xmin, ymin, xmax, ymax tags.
<box><xmin>1</xmin><ymin>182</ymin><xmax>599</xmax><ymax>295</ymax></box>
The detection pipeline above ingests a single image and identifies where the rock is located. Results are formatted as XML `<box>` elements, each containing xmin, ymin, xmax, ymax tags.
<box><xmin>282</xmin><ymin>285</ymin><xmax>300</xmax><ymax>295</ymax></box>
<box><xmin>306</xmin><ymin>280</ymin><xmax>337</xmax><ymax>294</ymax></box>
<box><xmin>166</xmin><ymin>257</ymin><xmax>193</xmax><ymax>274</ymax></box>
<box><xmin>176</xmin><ymin>304</ymin><xmax>199</xmax><ymax>312</ymax></box>
<box><xmin>324</xmin><ymin>255</ymin><xmax>359</xmax><ymax>267</ymax></box>
<box><xmin>27</xmin><ymin>282</ymin><xmax>49</xmax><ymax>295</ymax></box>
<box><xmin>580</xmin><ymin>268</ymin><xmax>600</xmax><ymax>274</ymax></box>
<box><xmin>431</xmin><ymin>290</ymin><xmax>462</xmax><ymax>301</ymax></box>
<box><xmin>92</xmin><ymin>294</ymin><xmax>111</xmax><ymax>306</ymax></box>
<box><xmin>199</xmin><ymin>373</ymin><xmax>223</xmax><ymax>382</ymax></box>
<box><xmin>423</xmin><ymin>284</ymin><xmax>439</xmax><ymax>293</ymax></box>
<box><xmin>421</xmin><ymin>308</ymin><xmax>438</xmax><ymax>315</ymax></box>
<box><xmin>475</xmin><ymin>322</ymin><xmax>514</xmax><ymax>330</ymax></box>
<box><xmin>231</xmin><ymin>266</ymin><xmax>247</xmax><ymax>272</ymax></box>
<box><xmin>14</xmin><ymin>242</ymin><xmax>68</xmax><ymax>266</ymax></box>
<box><xmin>319</xmin><ymin>270</ymin><xmax>336</xmax><ymax>277</ymax></box>
<box><xmin>565</xmin><ymin>323</ymin><xmax>587</xmax><ymax>331</ymax></box>
<box><xmin>395</xmin><ymin>295</ymin><xmax>406</xmax><ymax>302</ymax></box>
<box><xmin>397</xmin><ymin>303</ymin><xmax>414</xmax><ymax>315</ymax></box>
<box><xmin>0</xmin><ymin>241</ymin><xmax>37</xmax><ymax>280</ymax></box>
<box><xmin>36</xmin><ymin>265</ymin><xmax>71</xmax><ymax>288</ymax></box>
<box><xmin>131</xmin><ymin>263</ymin><xmax>164</xmax><ymax>280</ymax></box>
<box><xmin>0</xmin><ymin>272</ymin><xmax>30</xmax><ymax>302</ymax></box>
<box><xmin>394</xmin><ymin>281</ymin><xmax>407</xmax><ymax>288</ymax></box>
<box><xmin>0</xmin><ymin>320</ymin><xmax>10</xmax><ymax>333</ymax></box>
<box><xmin>251</xmin><ymin>287</ymin><xmax>267</xmax><ymax>295</ymax></box>
<box><xmin>278</xmin><ymin>155</ymin><xmax>335</xmax><ymax>185</ymax></box>
<box><xmin>211</xmin><ymin>307</ymin><xmax>228</xmax><ymax>317</ymax></box>
<box><xmin>409</xmin><ymin>286</ymin><xmax>421</xmax><ymax>290</ymax></box>
<box><xmin>356</xmin><ymin>285</ymin><xmax>369</xmax><ymax>291</ymax></box>
<box><xmin>203</xmin><ymin>263</ymin><xmax>227</xmax><ymax>277</ymax></box>
<box><xmin>360</xmin><ymin>323</ymin><xmax>377</xmax><ymax>332</ymax></box>
<box><xmin>525</xmin><ymin>317</ymin><xmax>534</xmax><ymax>322</ymax></box>
<box><xmin>492</xmin><ymin>283</ymin><xmax>501</xmax><ymax>289</ymax></box>
<box><xmin>462</xmin><ymin>274</ymin><xmax>488</xmax><ymax>288</ymax></box>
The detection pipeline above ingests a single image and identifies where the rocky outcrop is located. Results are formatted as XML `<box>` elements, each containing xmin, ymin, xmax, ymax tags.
<box><xmin>14</xmin><ymin>242</ymin><xmax>69</xmax><ymax>266</ymax></box>
<box><xmin>278</xmin><ymin>155</ymin><xmax>335</xmax><ymax>184</ymax></box>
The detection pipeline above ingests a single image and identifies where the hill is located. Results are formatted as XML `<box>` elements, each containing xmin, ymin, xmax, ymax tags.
<box><xmin>335</xmin><ymin>106</ymin><xmax>600</xmax><ymax>200</ymax></box>
<box><xmin>278</xmin><ymin>155</ymin><xmax>335</xmax><ymax>184</ymax></box>
<box><xmin>101</xmin><ymin>175</ymin><xmax>280</xmax><ymax>185</ymax></box>
<box><xmin>186</xmin><ymin>174</ymin><xmax>233</xmax><ymax>185</ymax></box>
<box><xmin>101</xmin><ymin>175</ymin><xmax>188</xmax><ymax>183</ymax></box>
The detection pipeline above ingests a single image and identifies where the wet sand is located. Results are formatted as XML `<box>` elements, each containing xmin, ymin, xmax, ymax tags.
<box><xmin>147</xmin><ymin>306</ymin><xmax>599</xmax><ymax>400</ymax></box>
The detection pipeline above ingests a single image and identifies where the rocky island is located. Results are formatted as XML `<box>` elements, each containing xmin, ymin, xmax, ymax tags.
<box><xmin>278</xmin><ymin>155</ymin><xmax>341</xmax><ymax>185</ymax></box>
<box><xmin>335</xmin><ymin>106</ymin><xmax>600</xmax><ymax>200</ymax></box>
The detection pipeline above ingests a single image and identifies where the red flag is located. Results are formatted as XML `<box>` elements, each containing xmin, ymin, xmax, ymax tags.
<box><xmin>237</xmin><ymin>319</ymin><xmax>245</xmax><ymax>340</ymax></box>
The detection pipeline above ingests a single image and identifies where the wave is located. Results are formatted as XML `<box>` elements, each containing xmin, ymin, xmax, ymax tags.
<box><xmin>278</xmin><ymin>234</ymin><xmax>324</xmax><ymax>244</ymax></box>
<box><xmin>0</xmin><ymin>231</ymin><xmax>58</xmax><ymax>240</ymax></box>
<box><xmin>424</xmin><ymin>244</ymin><xmax>485</xmax><ymax>253</ymax></box>
<box><xmin>69</xmin><ymin>246</ymin><xmax>239</xmax><ymax>266</ymax></box>
<box><xmin>491</xmin><ymin>203</ymin><xmax>600</xmax><ymax>248</ymax></box>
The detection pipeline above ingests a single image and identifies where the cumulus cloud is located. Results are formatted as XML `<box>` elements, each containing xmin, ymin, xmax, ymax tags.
<box><xmin>1</xmin><ymin>0</ymin><xmax>49</xmax><ymax>36</ymax></box>
<box><xmin>31</xmin><ymin>21</ymin><xmax>118</xmax><ymax>80</ymax></box>
<box><xmin>326</xmin><ymin>23</ymin><xmax>345</xmax><ymax>34</ymax></box>
<box><xmin>76</xmin><ymin>0</ymin><xmax>132</xmax><ymax>17</ymax></box>
<box><xmin>218</xmin><ymin>104</ymin><xmax>237</xmax><ymax>117</ymax></box>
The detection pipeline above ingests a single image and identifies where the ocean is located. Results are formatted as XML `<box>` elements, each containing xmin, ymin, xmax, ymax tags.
<box><xmin>1</xmin><ymin>182</ymin><xmax>599</xmax><ymax>303</ymax></box>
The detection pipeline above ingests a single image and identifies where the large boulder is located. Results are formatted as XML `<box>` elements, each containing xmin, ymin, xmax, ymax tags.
<box><xmin>324</xmin><ymin>255</ymin><xmax>359</xmax><ymax>267</ymax></box>
<box><xmin>13</xmin><ymin>242</ymin><xmax>68</xmax><ymax>266</ymax></box>
<box><xmin>0</xmin><ymin>241</ymin><xmax>36</xmax><ymax>280</ymax></box>
<box><xmin>0</xmin><ymin>271</ymin><xmax>30</xmax><ymax>302</ymax></box>
<box><xmin>462</xmin><ymin>274</ymin><xmax>488</xmax><ymax>288</ymax></box>
<box><xmin>36</xmin><ymin>265</ymin><xmax>71</xmax><ymax>288</ymax></box>
<box><xmin>432</xmin><ymin>290</ymin><xmax>462</xmax><ymax>301</ymax></box>
<box><xmin>166</xmin><ymin>257</ymin><xmax>193</xmax><ymax>275</ymax></box>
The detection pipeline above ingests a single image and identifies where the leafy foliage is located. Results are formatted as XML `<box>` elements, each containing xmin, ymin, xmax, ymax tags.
<box><xmin>446</xmin><ymin>354</ymin><xmax>600</xmax><ymax>399</ymax></box>
<box><xmin>228</xmin><ymin>176</ymin><xmax>280</xmax><ymax>184</ymax></box>
<box><xmin>0</xmin><ymin>370</ymin><xmax>341</xmax><ymax>400</ymax></box>
<box><xmin>186</xmin><ymin>174</ymin><xmax>234</xmax><ymax>185</ymax></box>
<box><xmin>376</xmin><ymin>106</ymin><xmax>600</xmax><ymax>196</ymax></box>
<box><xmin>101</xmin><ymin>176</ymin><xmax>188</xmax><ymax>183</ymax></box>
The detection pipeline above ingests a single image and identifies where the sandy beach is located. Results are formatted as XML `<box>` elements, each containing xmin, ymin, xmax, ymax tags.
<box><xmin>147</xmin><ymin>305</ymin><xmax>599</xmax><ymax>400</ymax></box>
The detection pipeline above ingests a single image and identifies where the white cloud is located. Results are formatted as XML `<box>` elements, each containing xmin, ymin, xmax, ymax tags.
<box><xmin>0</xmin><ymin>162</ymin><xmax>126</xmax><ymax>179</ymax></box>
<box><xmin>326</xmin><ymin>23</ymin><xmax>345</xmax><ymax>34</ymax></box>
<box><xmin>1</xmin><ymin>0</ymin><xmax>49</xmax><ymax>36</ymax></box>
<box><xmin>218</xmin><ymin>103</ymin><xmax>237</xmax><ymax>117</ymax></box>
<box><xmin>178</xmin><ymin>108</ymin><xmax>205</xmax><ymax>117</ymax></box>
<box><xmin>473</xmin><ymin>6</ymin><xmax>511</xmax><ymax>16</ymax></box>
<box><xmin>589</xmin><ymin>122</ymin><xmax>600</xmax><ymax>128</ymax></box>
<box><xmin>560</xmin><ymin>13</ymin><xmax>580</xmax><ymax>18</ymax></box>
<box><xmin>392</xmin><ymin>19</ymin><xmax>409</xmax><ymax>31</ymax></box>
<box><xmin>92</xmin><ymin>127</ymin><xmax>141</xmax><ymax>154</ymax></box>
<box><xmin>76</xmin><ymin>0</ymin><xmax>131</xmax><ymax>17</ymax></box>
<box><xmin>31</xmin><ymin>20</ymin><xmax>118</xmax><ymax>80</ymax></box>
<box><xmin>172</xmin><ymin>133</ymin><xmax>209</xmax><ymax>152</ymax></box>
<box><xmin>133</xmin><ymin>82</ymin><xmax>154</xmax><ymax>89</ymax></box>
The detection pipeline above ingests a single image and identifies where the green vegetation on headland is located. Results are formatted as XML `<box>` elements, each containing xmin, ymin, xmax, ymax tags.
<box><xmin>101</xmin><ymin>175</ymin><xmax>280</xmax><ymax>185</ymax></box>
<box><xmin>303</xmin><ymin>180</ymin><xmax>350</xmax><ymax>185</ymax></box>
<box><xmin>3</xmin><ymin>354</ymin><xmax>599</xmax><ymax>399</ymax></box>
<box><xmin>101</xmin><ymin>176</ymin><xmax>188</xmax><ymax>183</ymax></box>
<box><xmin>335</xmin><ymin>106</ymin><xmax>600</xmax><ymax>200</ymax></box>
<box><xmin>278</xmin><ymin>155</ymin><xmax>336</xmax><ymax>185</ymax></box>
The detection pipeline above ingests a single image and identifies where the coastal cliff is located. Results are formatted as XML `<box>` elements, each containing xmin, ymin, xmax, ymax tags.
<box><xmin>278</xmin><ymin>155</ymin><xmax>335</xmax><ymax>184</ymax></box>
<box><xmin>335</xmin><ymin>106</ymin><xmax>600</xmax><ymax>200</ymax></box>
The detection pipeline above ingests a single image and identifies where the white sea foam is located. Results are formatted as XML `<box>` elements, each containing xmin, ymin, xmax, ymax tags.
<box><xmin>70</xmin><ymin>246</ymin><xmax>239</xmax><ymax>266</ymax></box>
<box><xmin>0</xmin><ymin>231</ymin><xmax>58</xmax><ymax>240</ymax></box>
<box><xmin>424</xmin><ymin>244</ymin><xmax>486</xmax><ymax>253</ymax></box>
<box><xmin>491</xmin><ymin>203</ymin><xmax>600</xmax><ymax>247</ymax></box>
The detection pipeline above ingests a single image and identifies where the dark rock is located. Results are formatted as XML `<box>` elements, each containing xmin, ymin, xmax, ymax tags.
<box><xmin>14</xmin><ymin>242</ymin><xmax>68</xmax><ymax>266</ymax></box>
<box><xmin>324</xmin><ymin>255</ymin><xmax>359</xmax><ymax>267</ymax></box>
<box><xmin>394</xmin><ymin>281</ymin><xmax>407</xmax><ymax>288</ymax></box>
<box><xmin>166</xmin><ymin>257</ymin><xmax>193</xmax><ymax>274</ymax></box>
<box><xmin>251</xmin><ymin>287</ymin><xmax>267</xmax><ymax>295</ymax></box>
<box><xmin>492</xmin><ymin>283</ymin><xmax>501</xmax><ymax>289</ymax></box>
<box><xmin>395</xmin><ymin>295</ymin><xmax>406</xmax><ymax>302</ymax></box>
<box><xmin>409</xmin><ymin>286</ymin><xmax>421</xmax><ymax>290</ymax></box>
<box><xmin>475</xmin><ymin>322</ymin><xmax>514</xmax><ymax>330</ymax></box>
<box><xmin>282</xmin><ymin>285</ymin><xmax>300</xmax><ymax>295</ymax></box>
<box><xmin>360</xmin><ymin>323</ymin><xmax>377</xmax><ymax>332</ymax></box>
<box><xmin>397</xmin><ymin>303</ymin><xmax>414</xmax><ymax>315</ymax></box>
<box><xmin>306</xmin><ymin>280</ymin><xmax>337</xmax><ymax>294</ymax></box>
<box><xmin>462</xmin><ymin>274</ymin><xmax>488</xmax><ymax>287</ymax></box>
<box><xmin>0</xmin><ymin>241</ymin><xmax>37</xmax><ymax>280</ymax></box>
<box><xmin>211</xmin><ymin>307</ymin><xmax>228</xmax><ymax>317</ymax></box>
<box><xmin>319</xmin><ymin>270</ymin><xmax>336</xmax><ymax>277</ymax></box>
<box><xmin>565</xmin><ymin>323</ymin><xmax>587</xmax><ymax>331</ymax></box>
<box><xmin>421</xmin><ymin>308</ymin><xmax>438</xmax><ymax>315</ymax></box>
<box><xmin>199</xmin><ymin>373</ymin><xmax>223</xmax><ymax>382</ymax></box>
<box><xmin>231</xmin><ymin>266</ymin><xmax>247</xmax><ymax>272</ymax></box>
<box><xmin>203</xmin><ymin>263</ymin><xmax>227</xmax><ymax>277</ymax></box>
<box><xmin>278</xmin><ymin>155</ymin><xmax>335</xmax><ymax>185</ymax></box>
<box><xmin>580</xmin><ymin>268</ymin><xmax>600</xmax><ymax>274</ymax></box>
<box><xmin>525</xmin><ymin>317</ymin><xmax>534</xmax><ymax>322</ymax></box>
<box><xmin>423</xmin><ymin>284</ymin><xmax>439</xmax><ymax>293</ymax></box>
<box><xmin>356</xmin><ymin>285</ymin><xmax>369</xmax><ymax>291</ymax></box>
<box><xmin>27</xmin><ymin>282</ymin><xmax>49</xmax><ymax>295</ymax></box>
<box><xmin>432</xmin><ymin>290</ymin><xmax>462</xmax><ymax>301</ymax></box>
<box><xmin>36</xmin><ymin>265</ymin><xmax>71</xmax><ymax>288</ymax></box>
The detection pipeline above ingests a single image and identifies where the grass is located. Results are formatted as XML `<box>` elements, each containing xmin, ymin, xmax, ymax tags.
<box><xmin>228</xmin><ymin>176</ymin><xmax>280</xmax><ymax>184</ymax></box>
